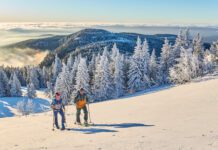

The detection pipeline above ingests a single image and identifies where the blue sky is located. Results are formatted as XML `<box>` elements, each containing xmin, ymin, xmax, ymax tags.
<box><xmin>0</xmin><ymin>0</ymin><xmax>218</xmax><ymax>25</ymax></box>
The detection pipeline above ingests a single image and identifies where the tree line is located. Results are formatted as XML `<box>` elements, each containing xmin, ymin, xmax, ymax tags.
<box><xmin>0</xmin><ymin>29</ymin><xmax>217</xmax><ymax>103</ymax></box>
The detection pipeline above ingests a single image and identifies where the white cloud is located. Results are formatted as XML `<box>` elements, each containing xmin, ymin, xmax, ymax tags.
<box><xmin>0</xmin><ymin>47</ymin><xmax>48</xmax><ymax>67</ymax></box>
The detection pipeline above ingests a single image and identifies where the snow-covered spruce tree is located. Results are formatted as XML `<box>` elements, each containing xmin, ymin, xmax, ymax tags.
<box><xmin>67</xmin><ymin>54</ymin><xmax>74</xmax><ymax>71</ymax></box>
<box><xmin>141</xmin><ymin>38</ymin><xmax>151</xmax><ymax>81</ymax></box>
<box><xmin>55</xmin><ymin>63</ymin><xmax>72</xmax><ymax>104</ymax></box>
<box><xmin>20</xmin><ymin>67</ymin><xmax>28</xmax><ymax>86</ymax></box>
<box><xmin>10</xmin><ymin>73</ymin><xmax>22</xmax><ymax>97</ymax></box>
<box><xmin>110</xmin><ymin>43</ymin><xmax>125</xmax><ymax>97</ymax></box>
<box><xmin>14</xmin><ymin>69</ymin><xmax>26</xmax><ymax>86</ymax></box>
<box><xmin>94</xmin><ymin>48</ymin><xmax>113</xmax><ymax>100</ymax></box>
<box><xmin>111</xmin><ymin>43</ymin><xmax>119</xmax><ymax>63</ymax></box>
<box><xmin>203</xmin><ymin>49</ymin><xmax>215</xmax><ymax>74</ymax></box>
<box><xmin>123</xmin><ymin>55</ymin><xmax>130</xmax><ymax>91</ymax></box>
<box><xmin>173</xmin><ymin>30</ymin><xmax>183</xmax><ymax>59</ymax></box>
<box><xmin>42</xmin><ymin>66</ymin><xmax>49</xmax><ymax>86</ymax></box>
<box><xmin>36</xmin><ymin>67</ymin><xmax>46</xmax><ymax>88</ymax></box>
<box><xmin>169</xmin><ymin>47</ymin><xmax>193</xmax><ymax>84</ymax></box>
<box><xmin>88</xmin><ymin>54</ymin><xmax>96</xmax><ymax>74</ymax></box>
<box><xmin>45</xmin><ymin>81</ymin><xmax>54</xmax><ymax>98</ymax></box>
<box><xmin>183</xmin><ymin>28</ymin><xmax>192</xmax><ymax>49</ymax></box>
<box><xmin>70</xmin><ymin>54</ymin><xmax>81</xmax><ymax>95</ymax></box>
<box><xmin>73</xmin><ymin>57</ymin><xmax>91</xmax><ymax>99</ymax></box>
<box><xmin>27</xmin><ymin>82</ymin><xmax>36</xmax><ymax>99</ymax></box>
<box><xmin>26</xmin><ymin>99</ymin><xmax>35</xmax><ymax>115</ymax></box>
<box><xmin>16</xmin><ymin>99</ymin><xmax>35</xmax><ymax>115</ymax></box>
<box><xmin>172</xmin><ymin>29</ymin><xmax>191</xmax><ymax>61</ymax></box>
<box><xmin>110</xmin><ymin>43</ymin><xmax>119</xmax><ymax>76</ymax></box>
<box><xmin>102</xmin><ymin>47</ymin><xmax>110</xmax><ymax>59</ymax></box>
<box><xmin>71</xmin><ymin>55</ymin><xmax>80</xmax><ymax>82</ymax></box>
<box><xmin>190</xmin><ymin>53</ymin><xmax>200</xmax><ymax>78</ymax></box>
<box><xmin>159</xmin><ymin>38</ymin><xmax>174</xmax><ymax>84</ymax></box>
<box><xmin>210</xmin><ymin>41</ymin><xmax>218</xmax><ymax>65</ymax></box>
<box><xmin>88</xmin><ymin>54</ymin><xmax>96</xmax><ymax>88</ymax></box>
<box><xmin>92</xmin><ymin>53</ymin><xmax>101</xmax><ymax>98</ymax></box>
<box><xmin>193</xmin><ymin>33</ymin><xmax>204</xmax><ymax>59</ymax></box>
<box><xmin>16</xmin><ymin>100</ymin><xmax>26</xmax><ymax>115</ymax></box>
<box><xmin>149</xmin><ymin>49</ymin><xmax>159</xmax><ymax>85</ymax></box>
<box><xmin>128</xmin><ymin>36</ymin><xmax>150</xmax><ymax>92</ymax></box>
<box><xmin>0</xmin><ymin>69</ymin><xmax>10</xmax><ymax>97</ymax></box>
<box><xmin>192</xmin><ymin>33</ymin><xmax>204</xmax><ymax>76</ymax></box>
<box><xmin>114</xmin><ymin>52</ymin><xmax>125</xmax><ymax>97</ymax></box>
<box><xmin>52</xmin><ymin>54</ymin><xmax>62</xmax><ymax>83</ymax></box>
<box><xmin>128</xmin><ymin>56</ymin><xmax>142</xmax><ymax>92</ymax></box>
<box><xmin>29</xmin><ymin>67</ymin><xmax>40</xmax><ymax>90</ymax></box>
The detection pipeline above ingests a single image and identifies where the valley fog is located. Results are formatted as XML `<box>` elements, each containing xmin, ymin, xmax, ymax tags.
<box><xmin>0</xmin><ymin>23</ymin><xmax>217</xmax><ymax>67</ymax></box>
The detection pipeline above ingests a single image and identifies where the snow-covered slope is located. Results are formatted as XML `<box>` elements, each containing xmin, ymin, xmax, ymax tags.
<box><xmin>0</xmin><ymin>88</ymin><xmax>51</xmax><ymax>118</ymax></box>
<box><xmin>1</xmin><ymin>78</ymin><xmax>218</xmax><ymax>150</ymax></box>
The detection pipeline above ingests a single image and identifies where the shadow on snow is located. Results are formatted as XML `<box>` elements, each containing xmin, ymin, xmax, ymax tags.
<box><xmin>67</xmin><ymin>123</ymin><xmax>154</xmax><ymax>134</ymax></box>
<box><xmin>68</xmin><ymin>128</ymin><xmax>118</xmax><ymax>134</ymax></box>
<box><xmin>93</xmin><ymin>123</ymin><xmax>154</xmax><ymax>128</ymax></box>
<box><xmin>0</xmin><ymin>97</ymin><xmax>50</xmax><ymax>118</ymax></box>
<box><xmin>0</xmin><ymin>102</ymin><xmax>14</xmax><ymax>117</ymax></box>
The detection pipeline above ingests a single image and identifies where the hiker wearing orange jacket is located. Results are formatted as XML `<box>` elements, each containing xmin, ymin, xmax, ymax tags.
<box><xmin>74</xmin><ymin>88</ymin><xmax>89</xmax><ymax>125</ymax></box>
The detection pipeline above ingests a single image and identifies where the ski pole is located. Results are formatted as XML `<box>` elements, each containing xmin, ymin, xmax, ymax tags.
<box><xmin>50</xmin><ymin>87</ymin><xmax>55</xmax><ymax>131</ymax></box>
<box><xmin>87</xmin><ymin>103</ymin><xmax>92</xmax><ymax>123</ymax></box>
<box><xmin>63</xmin><ymin>107</ymin><xmax>67</xmax><ymax>127</ymax></box>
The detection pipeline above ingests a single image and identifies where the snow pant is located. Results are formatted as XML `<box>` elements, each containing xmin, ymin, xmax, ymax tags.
<box><xmin>53</xmin><ymin>109</ymin><xmax>65</xmax><ymax>129</ymax></box>
<box><xmin>76</xmin><ymin>105</ymin><xmax>88</xmax><ymax>123</ymax></box>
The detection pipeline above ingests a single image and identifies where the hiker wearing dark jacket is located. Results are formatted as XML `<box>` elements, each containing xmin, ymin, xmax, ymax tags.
<box><xmin>74</xmin><ymin>88</ymin><xmax>89</xmax><ymax>125</ymax></box>
<box><xmin>51</xmin><ymin>92</ymin><xmax>65</xmax><ymax>130</ymax></box>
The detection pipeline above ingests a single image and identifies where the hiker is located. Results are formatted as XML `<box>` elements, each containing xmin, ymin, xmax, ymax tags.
<box><xmin>51</xmin><ymin>92</ymin><xmax>65</xmax><ymax>130</ymax></box>
<box><xmin>74</xmin><ymin>88</ymin><xmax>89</xmax><ymax>125</ymax></box>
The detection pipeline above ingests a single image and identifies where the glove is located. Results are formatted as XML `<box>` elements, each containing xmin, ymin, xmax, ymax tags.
<box><xmin>51</xmin><ymin>105</ymin><xmax>55</xmax><ymax>109</ymax></box>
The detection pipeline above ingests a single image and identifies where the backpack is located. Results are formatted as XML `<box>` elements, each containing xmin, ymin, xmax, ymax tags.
<box><xmin>76</xmin><ymin>99</ymin><xmax>86</xmax><ymax>109</ymax></box>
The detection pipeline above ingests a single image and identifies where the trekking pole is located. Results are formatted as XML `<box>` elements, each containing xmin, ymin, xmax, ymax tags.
<box><xmin>52</xmin><ymin>110</ymin><xmax>55</xmax><ymax>131</ymax></box>
<box><xmin>63</xmin><ymin>106</ymin><xmax>67</xmax><ymax>127</ymax></box>
<box><xmin>50</xmin><ymin>88</ymin><xmax>55</xmax><ymax>131</ymax></box>
<box><xmin>64</xmin><ymin>99</ymin><xmax>70</xmax><ymax>127</ymax></box>
<box><xmin>87</xmin><ymin>103</ymin><xmax>93</xmax><ymax>124</ymax></box>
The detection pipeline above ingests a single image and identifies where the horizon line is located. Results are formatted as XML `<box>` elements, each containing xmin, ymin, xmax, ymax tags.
<box><xmin>0</xmin><ymin>22</ymin><xmax>218</xmax><ymax>28</ymax></box>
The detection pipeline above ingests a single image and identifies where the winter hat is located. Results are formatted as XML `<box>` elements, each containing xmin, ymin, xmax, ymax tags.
<box><xmin>55</xmin><ymin>92</ymin><xmax>61</xmax><ymax>96</ymax></box>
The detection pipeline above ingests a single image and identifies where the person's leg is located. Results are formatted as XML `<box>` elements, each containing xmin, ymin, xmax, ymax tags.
<box><xmin>54</xmin><ymin>111</ymin><xmax>59</xmax><ymax>129</ymax></box>
<box><xmin>76</xmin><ymin>108</ymin><xmax>81</xmax><ymax>123</ymax></box>
<box><xmin>59</xmin><ymin>109</ymin><xmax>65</xmax><ymax>130</ymax></box>
<box><xmin>83</xmin><ymin>105</ymin><xmax>88</xmax><ymax>123</ymax></box>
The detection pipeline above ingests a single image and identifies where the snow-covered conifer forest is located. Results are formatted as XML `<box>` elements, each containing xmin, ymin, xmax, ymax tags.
<box><xmin>0</xmin><ymin>29</ymin><xmax>217</xmax><ymax>104</ymax></box>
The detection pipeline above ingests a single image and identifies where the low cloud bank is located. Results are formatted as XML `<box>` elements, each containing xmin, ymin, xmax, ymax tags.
<box><xmin>0</xmin><ymin>47</ymin><xmax>48</xmax><ymax>67</ymax></box>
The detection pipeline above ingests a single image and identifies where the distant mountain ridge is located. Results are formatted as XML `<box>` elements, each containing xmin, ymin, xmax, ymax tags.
<box><xmin>5</xmin><ymin>28</ymin><xmax>177</xmax><ymax>67</ymax></box>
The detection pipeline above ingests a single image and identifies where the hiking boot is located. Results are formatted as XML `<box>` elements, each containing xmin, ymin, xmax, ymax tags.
<box><xmin>76</xmin><ymin>121</ymin><xmax>82</xmax><ymax>125</ymax></box>
<box><xmin>84</xmin><ymin>121</ymin><xmax>88</xmax><ymax>126</ymax></box>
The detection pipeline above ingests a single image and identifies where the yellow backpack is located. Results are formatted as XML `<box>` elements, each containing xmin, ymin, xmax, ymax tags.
<box><xmin>76</xmin><ymin>99</ymin><xmax>86</xmax><ymax>109</ymax></box>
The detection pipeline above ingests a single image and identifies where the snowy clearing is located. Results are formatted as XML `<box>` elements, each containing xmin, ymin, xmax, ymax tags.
<box><xmin>0</xmin><ymin>88</ymin><xmax>51</xmax><ymax>118</ymax></box>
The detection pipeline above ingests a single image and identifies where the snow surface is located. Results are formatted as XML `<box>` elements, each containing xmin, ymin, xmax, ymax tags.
<box><xmin>0</xmin><ymin>88</ymin><xmax>51</xmax><ymax>118</ymax></box>
<box><xmin>1</xmin><ymin>77</ymin><xmax>218</xmax><ymax>149</ymax></box>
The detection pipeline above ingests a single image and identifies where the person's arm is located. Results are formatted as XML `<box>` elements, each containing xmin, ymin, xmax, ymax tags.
<box><xmin>74</xmin><ymin>94</ymin><xmax>78</xmax><ymax>104</ymax></box>
<box><xmin>59</xmin><ymin>99</ymin><xmax>65</xmax><ymax>110</ymax></box>
<box><xmin>51</xmin><ymin>100</ymin><xmax>55</xmax><ymax>109</ymax></box>
<box><xmin>86</xmin><ymin>94</ymin><xmax>89</xmax><ymax>104</ymax></box>
<box><xmin>62</xmin><ymin>104</ymin><xmax>65</xmax><ymax>110</ymax></box>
